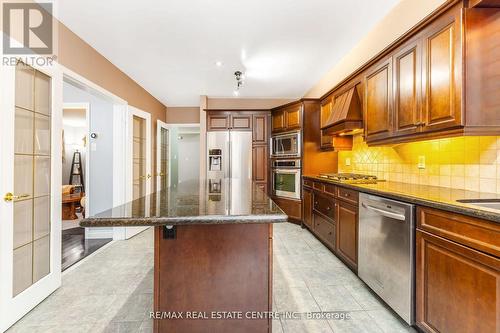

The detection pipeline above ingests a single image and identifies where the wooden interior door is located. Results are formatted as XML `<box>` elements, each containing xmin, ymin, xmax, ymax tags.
<box><xmin>421</xmin><ymin>10</ymin><xmax>463</xmax><ymax>132</ymax></box>
<box><xmin>0</xmin><ymin>61</ymin><xmax>62</xmax><ymax>332</ymax></box>
<box><xmin>364</xmin><ymin>57</ymin><xmax>393</xmax><ymax>142</ymax></box>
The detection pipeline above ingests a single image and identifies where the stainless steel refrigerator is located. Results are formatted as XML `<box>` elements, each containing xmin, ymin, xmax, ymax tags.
<box><xmin>207</xmin><ymin>131</ymin><xmax>253</xmax><ymax>180</ymax></box>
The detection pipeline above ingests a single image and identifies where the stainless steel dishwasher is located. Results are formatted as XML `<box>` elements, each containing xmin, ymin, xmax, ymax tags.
<box><xmin>358</xmin><ymin>193</ymin><xmax>415</xmax><ymax>325</ymax></box>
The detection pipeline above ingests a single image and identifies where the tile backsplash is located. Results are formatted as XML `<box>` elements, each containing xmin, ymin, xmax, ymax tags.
<box><xmin>338</xmin><ymin>135</ymin><xmax>500</xmax><ymax>193</ymax></box>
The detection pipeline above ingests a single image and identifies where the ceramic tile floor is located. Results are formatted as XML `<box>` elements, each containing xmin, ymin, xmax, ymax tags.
<box><xmin>8</xmin><ymin>223</ymin><xmax>416</xmax><ymax>333</ymax></box>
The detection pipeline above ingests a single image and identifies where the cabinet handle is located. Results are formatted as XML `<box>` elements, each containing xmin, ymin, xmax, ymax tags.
<box><xmin>415</xmin><ymin>121</ymin><xmax>425</xmax><ymax>127</ymax></box>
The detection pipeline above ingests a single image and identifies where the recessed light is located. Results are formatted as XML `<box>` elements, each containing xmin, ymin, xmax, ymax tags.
<box><xmin>215</xmin><ymin>61</ymin><xmax>223</xmax><ymax>67</ymax></box>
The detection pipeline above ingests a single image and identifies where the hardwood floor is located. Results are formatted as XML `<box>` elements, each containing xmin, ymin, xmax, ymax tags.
<box><xmin>62</xmin><ymin>227</ymin><xmax>112</xmax><ymax>271</ymax></box>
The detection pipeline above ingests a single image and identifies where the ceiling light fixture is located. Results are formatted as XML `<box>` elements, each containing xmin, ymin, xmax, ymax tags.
<box><xmin>233</xmin><ymin>70</ymin><xmax>244</xmax><ymax>96</ymax></box>
<box><xmin>215</xmin><ymin>61</ymin><xmax>223</xmax><ymax>67</ymax></box>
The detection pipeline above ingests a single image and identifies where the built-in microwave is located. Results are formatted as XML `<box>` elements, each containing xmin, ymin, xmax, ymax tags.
<box><xmin>271</xmin><ymin>159</ymin><xmax>301</xmax><ymax>200</ymax></box>
<box><xmin>270</xmin><ymin>131</ymin><xmax>301</xmax><ymax>158</ymax></box>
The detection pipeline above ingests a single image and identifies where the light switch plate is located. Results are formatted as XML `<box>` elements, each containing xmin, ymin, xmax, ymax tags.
<box><xmin>418</xmin><ymin>156</ymin><xmax>426</xmax><ymax>169</ymax></box>
<box><xmin>345</xmin><ymin>158</ymin><xmax>351</xmax><ymax>166</ymax></box>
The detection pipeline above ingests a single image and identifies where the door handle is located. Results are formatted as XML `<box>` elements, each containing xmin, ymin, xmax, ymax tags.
<box><xmin>4</xmin><ymin>192</ymin><xmax>30</xmax><ymax>202</ymax></box>
<box><xmin>362</xmin><ymin>203</ymin><xmax>406</xmax><ymax>221</ymax></box>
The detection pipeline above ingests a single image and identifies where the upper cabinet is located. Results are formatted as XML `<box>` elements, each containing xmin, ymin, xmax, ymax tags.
<box><xmin>421</xmin><ymin>9</ymin><xmax>463</xmax><ymax>133</ymax></box>
<box><xmin>364</xmin><ymin>57</ymin><xmax>393</xmax><ymax>142</ymax></box>
<box><xmin>320</xmin><ymin>1</ymin><xmax>500</xmax><ymax>146</ymax></box>
<box><xmin>271</xmin><ymin>103</ymin><xmax>302</xmax><ymax>133</ymax></box>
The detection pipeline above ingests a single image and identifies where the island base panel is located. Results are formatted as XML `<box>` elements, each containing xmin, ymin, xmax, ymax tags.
<box><xmin>154</xmin><ymin>224</ymin><xmax>272</xmax><ymax>333</ymax></box>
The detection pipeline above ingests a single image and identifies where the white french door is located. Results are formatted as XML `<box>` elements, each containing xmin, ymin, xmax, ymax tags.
<box><xmin>0</xmin><ymin>61</ymin><xmax>62</xmax><ymax>332</ymax></box>
<box><xmin>125</xmin><ymin>106</ymin><xmax>151</xmax><ymax>239</ymax></box>
<box><xmin>156</xmin><ymin>120</ymin><xmax>169</xmax><ymax>191</ymax></box>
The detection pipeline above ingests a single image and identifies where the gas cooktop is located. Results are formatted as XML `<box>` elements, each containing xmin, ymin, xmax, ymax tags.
<box><xmin>318</xmin><ymin>173</ymin><xmax>382</xmax><ymax>184</ymax></box>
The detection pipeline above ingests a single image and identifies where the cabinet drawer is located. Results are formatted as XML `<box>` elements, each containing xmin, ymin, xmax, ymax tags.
<box><xmin>303</xmin><ymin>179</ymin><xmax>313</xmax><ymax>188</ymax></box>
<box><xmin>313</xmin><ymin>193</ymin><xmax>335</xmax><ymax>221</ymax></box>
<box><xmin>324</xmin><ymin>183</ymin><xmax>336</xmax><ymax>196</ymax></box>
<box><xmin>314</xmin><ymin>213</ymin><xmax>335</xmax><ymax>248</ymax></box>
<box><xmin>313</xmin><ymin>182</ymin><xmax>324</xmax><ymax>191</ymax></box>
<box><xmin>417</xmin><ymin>207</ymin><xmax>500</xmax><ymax>257</ymax></box>
<box><xmin>337</xmin><ymin>187</ymin><xmax>359</xmax><ymax>205</ymax></box>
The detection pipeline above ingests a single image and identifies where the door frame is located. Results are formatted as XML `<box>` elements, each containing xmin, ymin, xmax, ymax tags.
<box><xmin>123</xmin><ymin>106</ymin><xmax>152</xmax><ymax>240</ymax></box>
<box><xmin>156</xmin><ymin>120</ymin><xmax>169</xmax><ymax>191</ymax></box>
<box><xmin>0</xmin><ymin>60</ymin><xmax>63</xmax><ymax>332</ymax></box>
<box><xmin>62</xmin><ymin>102</ymin><xmax>90</xmax><ymax>215</ymax></box>
<box><xmin>163</xmin><ymin>123</ymin><xmax>200</xmax><ymax>187</ymax></box>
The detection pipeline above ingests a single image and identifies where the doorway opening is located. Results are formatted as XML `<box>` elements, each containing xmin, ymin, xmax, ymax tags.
<box><xmin>162</xmin><ymin>123</ymin><xmax>200</xmax><ymax>187</ymax></box>
<box><xmin>61</xmin><ymin>79</ymin><xmax>115</xmax><ymax>270</ymax></box>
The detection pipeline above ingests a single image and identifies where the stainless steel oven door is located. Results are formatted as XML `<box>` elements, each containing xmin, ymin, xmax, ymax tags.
<box><xmin>272</xmin><ymin>168</ymin><xmax>301</xmax><ymax>199</ymax></box>
<box><xmin>270</xmin><ymin>131</ymin><xmax>301</xmax><ymax>158</ymax></box>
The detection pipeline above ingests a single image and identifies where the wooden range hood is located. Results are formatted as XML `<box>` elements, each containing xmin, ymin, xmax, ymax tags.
<box><xmin>321</xmin><ymin>87</ymin><xmax>363</xmax><ymax>136</ymax></box>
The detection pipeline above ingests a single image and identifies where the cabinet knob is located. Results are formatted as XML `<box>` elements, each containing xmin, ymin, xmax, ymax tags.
<box><xmin>326</xmin><ymin>206</ymin><xmax>331</xmax><ymax>211</ymax></box>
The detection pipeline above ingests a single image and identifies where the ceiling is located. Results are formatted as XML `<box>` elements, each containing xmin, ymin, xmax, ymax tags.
<box><xmin>57</xmin><ymin>0</ymin><xmax>399</xmax><ymax>106</ymax></box>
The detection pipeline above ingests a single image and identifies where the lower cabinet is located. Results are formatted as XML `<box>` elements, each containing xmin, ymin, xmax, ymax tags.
<box><xmin>313</xmin><ymin>212</ymin><xmax>335</xmax><ymax>249</ymax></box>
<box><xmin>302</xmin><ymin>179</ymin><xmax>358</xmax><ymax>271</ymax></box>
<box><xmin>416</xmin><ymin>230</ymin><xmax>499</xmax><ymax>333</ymax></box>
<box><xmin>302</xmin><ymin>187</ymin><xmax>313</xmax><ymax>229</ymax></box>
<box><xmin>336</xmin><ymin>201</ymin><xmax>358</xmax><ymax>271</ymax></box>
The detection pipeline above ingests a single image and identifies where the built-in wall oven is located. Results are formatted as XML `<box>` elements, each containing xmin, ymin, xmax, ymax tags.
<box><xmin>271</xmin><ymin>159</ymin><xmax>301</xmax><ymax>199</ymax></box>
<box><xmin>270</xmin><ymin>131</ymin><xmax>301</xmax><ymax>158</ymax></box>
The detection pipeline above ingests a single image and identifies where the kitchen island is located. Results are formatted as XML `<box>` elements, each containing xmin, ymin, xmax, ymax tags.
<box><xmin>81</xmin><ymin>179</ymin><xmax>287</xmax><ymax>333</ymax></box>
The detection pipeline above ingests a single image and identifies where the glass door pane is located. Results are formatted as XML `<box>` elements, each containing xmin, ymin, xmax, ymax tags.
<box><xmin>133</xmin><ymin>116</ymin><xmax>146</xmax><ymax>200</ymax></box>
<box><xmin>274</xmin><ymin>172</ymin><xmax>296</xmax><ymax>193</ymax></box>
<box><xmin>13</xmin><ymin>63</ymin><xmax>51</xmax><ymax>296</ymax></box>
<box><xmin>160</xmin><ymin>127</ymin><xmax>168</xmax><ymax>190</ymax></box>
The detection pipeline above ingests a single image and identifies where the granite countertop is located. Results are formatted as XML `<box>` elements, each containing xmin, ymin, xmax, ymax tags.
<box><xmin>304</xmin><ymin>175</ymin><xmax>500</xmax><ymax>223</ymax></box>
<box><xmin>80</xmin><ymin>179</ymin><xmax>287</xmax><ymax>227</ymax></box>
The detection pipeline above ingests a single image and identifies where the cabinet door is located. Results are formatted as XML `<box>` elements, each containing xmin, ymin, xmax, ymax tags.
<box><xmin>207</xmin><ymin>113</ymin><xmax>229</xmax><ymax>131</ymax></box>
<box><xmin>313</xmin><ymin>213</ymin><xmax>335</xmax><ymax>249</ymax></box>
<box><xmin>336</xmin><ymin>201</ymin><xmax>358</xmax><ymax>270</ymax></box>
<box><xmin>285</xmin><ymin>105</ymin><xmax>301</xmax><ymax>130</ymax></box>
<box><xmin>320</xmin><ymin>97</ymin><xmax>334</xmax><ymax>149</ymax></box>
<box><xmin>271</xmin><ymin>110</ymin><xmax>285</xmax><ymax>132</ymax></box>
<box><xmin>416</xmin><ymin>230</ymin><xmax>499</xmax><ymax>333</ymax></box>
<box><xmin>302</xmin><ymin>187</ymin><xmax>313</xmax><ymax>229</ymax></box>
<box><xmin>393</xmin><ymin>40</ymin><xmax>422</xmax><ymax>137</ymax></box>
<box><xmin>364</xmin><ymin>57</ymin><xmax>393</xmax><ymax>142</ymax></box>
<box><xmin>421</xmin><ymin>10</ymin><xmax>463</xmax><ymax>132</ymax></box>
<box><xmin>252</xmin><ymin>145</ymin><xmax>267</xmax><ymax>183</ymax></box>
<box><xmin>252</xmin><ymin>114</ymin><xmax>268</xmax><ymax>144</ymax></box>
<box><xmin>231</xmin><ymin>115</ymin><xmax>252</xmax><ymax>130</ymax></box>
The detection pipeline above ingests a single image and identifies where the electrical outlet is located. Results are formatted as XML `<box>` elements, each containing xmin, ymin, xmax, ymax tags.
<box><xmin>418</xmin><ymin>155</ymin><xmax>426</xmax><ymax>169</ymax></box>
<box><xmin>345</xmin><ymin>158</ymin><xmax>351</xmax><ymax>166</ymax></box>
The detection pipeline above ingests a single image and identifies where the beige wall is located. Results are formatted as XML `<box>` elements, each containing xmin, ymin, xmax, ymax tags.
<box><xmin>207</xmin><ymin>97</ymin><xmax>294</xmax><ymax>110</ymax></box>
<box><xmin>306</xmin><ymin>0</ymin><xmax>447</xmax><ymax>98</ymax></box>
<box><xmin>166</xmin><ymin>107</ymin><xmax>200</xmax><ymax>124</ymax></box>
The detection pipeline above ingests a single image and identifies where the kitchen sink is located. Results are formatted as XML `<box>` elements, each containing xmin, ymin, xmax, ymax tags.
<box><xmin>456</xmin><ymin>199</ymin><xmax>500</xmax><ymax>211</ymax></box>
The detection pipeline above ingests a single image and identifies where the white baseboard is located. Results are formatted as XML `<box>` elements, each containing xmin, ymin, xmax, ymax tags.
<box><xmin>85</xmin><ymin>227</ymin><xmax>114</xmax><ymax>239</ymax></box>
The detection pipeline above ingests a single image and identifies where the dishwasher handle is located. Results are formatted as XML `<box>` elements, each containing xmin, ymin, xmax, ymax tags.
<box><xmin>362</xmin><ymin>203</ymin><xmax>406</xmax><ymax>221</ymax></box>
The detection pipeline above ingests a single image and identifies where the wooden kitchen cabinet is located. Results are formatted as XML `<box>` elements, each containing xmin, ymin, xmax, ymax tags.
<box><xmin>392</xmin><ymin>39</ymin><xmax>422</xmax><ymax>138</ymax></box>
<box><xmin>231</xmin><ymin>114</ymin><xmax>252</xmax><ymax>130</ymax></box>
<box><xmin>271</xmin><ymin>109</ymin><xmax>286</xmax><ymax>132</ymax></box>
<box><xmin>252</xmin><ymin>145</ymin><xmax>267</xmax><ymax>183</ymax></box>
<box><xmin>313</xmin><ymin>212</ymin><xmax>335</xmax><ymax>249</ymax></box>
<box><xmin>421</xmin><ymin>8</ymin><xmax>463</xmax><ymax>133</ymax></box>
<box><xmin>320</xmin><ymin>96</ymin><xmax>335</xmax><ymax>150</ymax></box>
<box><xmin>207</xmin><ymin>113</ymin><xmax>230</xmax><ymax>131</ymax></box>
<box><xmin>271</xmin><ymin>102</ymin><xmax>302</xmax><ymax>133</ymax></box>
<box><xmin>364</xmin><ymin>57</ymin><xmax>393</xmax><ymax>142</ymax></box>
<box><xmin>252</xmin><ymin>114</ymin><xmax>268</xmax><ymax>144</ymax></box>
<box><xmin>302</xmin><ymin>187</ymin><xmax>313</xmax><ymax>229</ymax></box>
<box><xmin>416</xmin><ymin>230</ymin><xmax>499</xmax><ymax>333</ymax></box>
<box><xmin>336</xmin><ymin>201</ymin><xmax>358</xmax><ymax>271</ymax></box>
